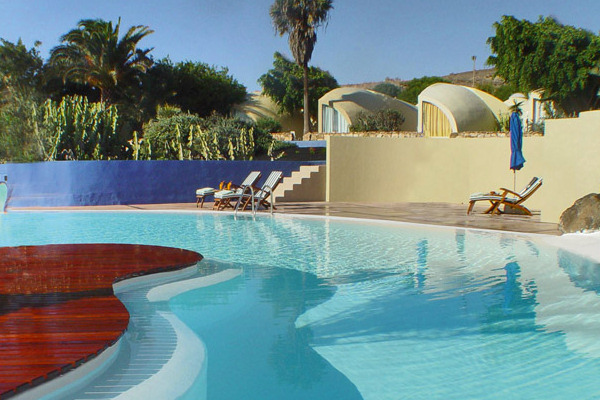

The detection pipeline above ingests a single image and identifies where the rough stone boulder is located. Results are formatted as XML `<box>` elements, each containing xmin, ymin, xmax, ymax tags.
<box><xmin>559</xmin><ymin>193</ymin><xmax>600</xmax><ymax>233</ymax></box>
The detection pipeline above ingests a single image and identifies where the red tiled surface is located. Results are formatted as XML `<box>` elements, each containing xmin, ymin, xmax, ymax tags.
<box><xmin>0</xmin><ymin>244</ymin><xmax>202</xmax><ymax>398</ymax></box>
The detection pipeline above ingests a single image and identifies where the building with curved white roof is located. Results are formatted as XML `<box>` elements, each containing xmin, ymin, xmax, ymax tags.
<box><xmin>504</xmin><ymin>90</ymin><xmax>548</xmax><ymax>131</ymax></box>
<box><xmin>417</xmin><ymin>83</ymin><xmax>509</xmax><ymax>137</ymax></box>
<box><xmin>318</xmin><ymin>87</ymin><xmax>418</xmax><ymax>133</ymax></box>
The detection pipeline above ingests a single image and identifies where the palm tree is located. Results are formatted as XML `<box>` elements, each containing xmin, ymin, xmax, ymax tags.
<box><xmin>270</xmin><ymin>0</ymin><xmax>333</xmax><ymax>138</ymax></box>
<box><xmin>50</xmin><ymin>18</ymin><xmax>153</xmax><ymax>104</ymax></box>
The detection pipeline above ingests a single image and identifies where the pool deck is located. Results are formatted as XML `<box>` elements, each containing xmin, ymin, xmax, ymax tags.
<box><xmin>0</xmin><ymin>244</ymin><xmax>202</xmax><ymax>399</ymax></box>
<box><xmin>14</xmin><ymin>201</ymin><xmax>562</xmax><ymax>236</ymax></box>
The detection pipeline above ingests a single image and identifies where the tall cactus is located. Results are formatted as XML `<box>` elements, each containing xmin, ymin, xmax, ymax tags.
<box><xmin>128</xmin><ymin>131</ymin><xmax>143</xmax><ymax>160</ymax></box>
<box><xmin>227</xmin><ymin>137</ymin><xmax>235</xmax><ymax>160</ymax></box>
<box><xmin>196</xmin><ymin>126</ymin><xmax>209</xmax><ymax>160</ymax></box>
<box><xmin>210</xmin><ymin>130</ymin><xmax>222</xmax><ymax>160</ymax></box>
<box><xmin>235</xmin><ymin>127</ymin><xmax>254</xmax><ymax>160</ymax></box>
<box><xmin>175</xmin><ymin>124</ymin><xmax>184</xmax><ymax>160</ymax></box>
<box><xmin>43</xmin><ymin>95</ymin><xmax>119</xmax><ymax>160</ymax></box>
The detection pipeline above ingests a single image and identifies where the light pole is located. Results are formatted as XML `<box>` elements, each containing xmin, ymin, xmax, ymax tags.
<box><xmin>472</xmin><ymin>55</ymin><xmax>477</xmax><ymax>87</ymax></box>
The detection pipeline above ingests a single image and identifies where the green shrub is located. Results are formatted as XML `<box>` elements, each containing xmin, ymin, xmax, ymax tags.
<box><xmin>141</xmin><ymin>106</ymin><xmax>265</xmax><ymax>160</ymax></box>
<box><xmin>255</xmin><ymin>117</ymin><xmax>282</xmax><ymax>134</ymax></box>
<box><xmin>350</xmin><ymin>109</ymin><xmax>406</xmax><ymax>132</ymax></box>
<box><xmin>0</xmin><ymin>89</ymin><xmax>46</xmax><ymax>162</ymax></box>
<box><xmin>396</xmin><ymin>76</ymin><xmax>449</xmax><ymax>104</ymax></box>
<box><xmin>372</xmin><ymin>82</ymin><xmax>402</xmax><ymax>98</ymax></box>
<box><xmin>140</xmin><ymin>105</ymin><xmax>203</xmax><ymax>160</ymax></box>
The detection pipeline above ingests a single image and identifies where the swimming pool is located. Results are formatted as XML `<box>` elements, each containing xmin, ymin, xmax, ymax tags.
<box><xmin>2</xmin><ymin>211</ymin><xmax>600</xmax><ymax>399</ymax></box>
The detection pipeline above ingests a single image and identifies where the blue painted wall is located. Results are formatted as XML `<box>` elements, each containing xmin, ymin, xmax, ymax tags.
<box><xmin>0</xmin><ymin>160</ymin><xmax>324</xmax><ymax>208</ymax></box>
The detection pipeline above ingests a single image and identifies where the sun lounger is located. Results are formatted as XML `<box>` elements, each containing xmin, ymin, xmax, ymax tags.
<box><xmin>196</xmin><ymin>181</ymin><xmax>231</xmax><ymax>208</ymax></box>
<box><xmin>213</xmin><ymin>171</ymin><xmax>262</xmax><ymax>210</ymax></box>
<box><xmin>467</xmin><ymin>177</ymin><xmax>543</xmax><ymax>216</ymax></box>
<box><xmin>235</xmin><ymin>171</ymin><xmax>283</xmax><ymax>213</ymax></box>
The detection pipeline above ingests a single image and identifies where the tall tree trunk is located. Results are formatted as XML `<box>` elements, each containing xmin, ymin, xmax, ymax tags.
<box><xmin>302</xmin><ymin>63</ymin><xmax>309</xmax><ymax>139</ymax></box>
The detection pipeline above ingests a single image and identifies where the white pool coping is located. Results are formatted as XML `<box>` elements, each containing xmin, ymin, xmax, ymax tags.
<box><xmin>112</xmin><ymin>267</ymin><xmax>242</xmax><ymax>399</ymax></box>
<box><xmin>20</xmin><ymin>263</ymin><xmax>242</xmax><ymax>400</ymax></box>
<box><xmin>14</xmin><ymin>342</ymin><xmax>121</xmax><ymax>400</ymax></box>
<box><xmin>11</xmin><ymin>207</ymin><xmax>600</xmax><ymax>262</ymax></box>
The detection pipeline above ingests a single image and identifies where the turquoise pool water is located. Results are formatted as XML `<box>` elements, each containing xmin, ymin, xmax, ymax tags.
<box><xmin>2</xmin><ymin>212</ymin><xmax>600</xmax><ymax>399</ymax></box>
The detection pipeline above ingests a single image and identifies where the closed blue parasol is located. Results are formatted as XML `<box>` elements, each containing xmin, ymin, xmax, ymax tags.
<box><xmin>509</xmin><ymin>112</ymin><xmax>525</xmax><ymax>171</ymax></box>
<box><xmin>509</xmin><ymin>111</ymin><xmax>525</xmax><ymax>191</ymax></box>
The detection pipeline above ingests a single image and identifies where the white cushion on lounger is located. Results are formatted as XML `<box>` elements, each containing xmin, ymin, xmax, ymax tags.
<box><xmin>196</xmin><ymin>187</ymin><xmax>216</xmax><ymax>196</ymax></box>
<box><xmin>214</xmin><ymin>189</ymin><xmax>236</xmax><ymax>199</ymax></box>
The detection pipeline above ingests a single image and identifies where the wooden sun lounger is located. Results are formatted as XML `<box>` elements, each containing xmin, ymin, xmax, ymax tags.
<box><xmin>213</xmin><ymin>171</ymin><xmax>262</xmax><ymax>210</ymax></box>
<box><xmin>467</xmin><ymin>177</ymin><xmax>543</xmax><ymax>216</ymax></box>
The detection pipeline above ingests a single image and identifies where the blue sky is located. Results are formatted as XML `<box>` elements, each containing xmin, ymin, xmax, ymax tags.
<box><xmin>1</xmin><ymin>0</ymin><xmax>599</xmax><ymax>92</ymax></box>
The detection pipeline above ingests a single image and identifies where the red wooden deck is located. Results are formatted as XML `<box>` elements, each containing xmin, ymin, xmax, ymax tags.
<box><xmin>0</xmin><ymin>243</ymin><xmax>202</xmax><ymax>399</ymax></box>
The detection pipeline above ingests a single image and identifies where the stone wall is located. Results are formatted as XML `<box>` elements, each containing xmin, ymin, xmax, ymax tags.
<box><xmin>273</xmin><ymin>131</ymin><xmax>543</xmax><ymax>141</ymax></box>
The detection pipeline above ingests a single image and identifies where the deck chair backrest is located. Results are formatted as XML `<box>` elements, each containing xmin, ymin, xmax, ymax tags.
<box><xmin>257</xmin><ymin>171</ymin><xmax>283</xmax><ymax>199</ymax></box>
<box><xmin>519</xmin><ymin>177</ymin><xmax>542</xmax><ymax>200</ymax></box>
<box><xmin>241</xmin><ymin>171</ymin><xmax>261</xmax><ymax>188</ymax></box>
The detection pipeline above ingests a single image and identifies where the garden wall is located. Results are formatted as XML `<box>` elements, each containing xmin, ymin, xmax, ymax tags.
<box><xmin>0</xmin><ymin>160</ymin><xmax>323</xmax><ymax>208</ymax></box>
<box><xmin>326</xmin><ymin>110</ymin><xmax>600</xmax><ymax>224</ymax></box>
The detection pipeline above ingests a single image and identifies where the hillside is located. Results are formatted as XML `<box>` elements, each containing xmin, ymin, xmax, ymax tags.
<box><xmin>344</xmin><ymin>68</ymin><xmax>505</xmax><ymax>90</ymax></box>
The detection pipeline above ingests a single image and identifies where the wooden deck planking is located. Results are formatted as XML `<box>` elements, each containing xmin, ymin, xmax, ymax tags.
<box><xmin>0</xmin><ymin>244</ymin><xmax>202</xmax><ymax>399</ymax></box>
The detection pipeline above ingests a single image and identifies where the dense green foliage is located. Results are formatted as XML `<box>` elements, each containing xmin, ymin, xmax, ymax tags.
<box><xmin>396</xmin><ymin>76</ymin><xmax>449</xmax><ymax>104</ymax></box>
<box><xmin>350</xmin><ymin>109</ymin><xmax>406</xmax><ymax>132</ymax></box>
<box><xmin>269</xmin><ymin>0</ymin><xmax>334</xmax><ymax>136</ymax></box>
<box><xmin>0</xmin><ymin>19</ymin><xmax>250</xmax><ymax>162</ymax></box>
<box><xmin>0</xmin><ymin>40</ymin><xmax>46</xmax><ymax>161</ymax></box>
<box><xmin>0</xmin><ymin>88</ymin><xmax>45</xmax><ymax>162</ymax></box>
<box><xmin>372</xmin><ymin>82</ymin><xmax>403</xmax><ymax>98</ymax></box>
<box><xmin>140</xmin><ymin>106</ymin><xmax>278</xmax><ymax>160</ymax></box>
<box><xmin>476</xmin><ymin>82</ymin><xmax>519</xmax><ymax>101</ymax></box>
<box><xmin>43</xmin><ymin>95</ymin><xmax>120</xmax><ymax>160</ymax></box>
<box><xmin>255</xmin><ymin>117</ymin><xmax>283</xmax><ymax>134</ymax></box>
<box><xmin>487</xmin><ymin>15</ymin><xmax>600</xmax><ymax>114</ymax></box>
<box><xmin>0</xmin><ymin>39</ymin><xmax>44</xmax><ymax>91</ymax></box>
<box><xmin>142</xmin><ymin>59</ymin><xmax>246</xmax><ymax>119</ymax></box>
<box><xmin>258</xmin><ymin>52</ymin><xmax>338</xmax><ymax>128</ymax></box>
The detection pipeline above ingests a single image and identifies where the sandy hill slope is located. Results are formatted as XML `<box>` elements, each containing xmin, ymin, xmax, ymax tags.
<box><xmin>344</xmin><ymin>68</ymin><xmax>505</xmax><ymax>90</ymax></box>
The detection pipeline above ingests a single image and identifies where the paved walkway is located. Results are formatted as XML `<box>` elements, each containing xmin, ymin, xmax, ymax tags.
<box><xmin>14</xmin><ymin>201</ymin><xmax>561</xmax><ymax>236</ymax></box>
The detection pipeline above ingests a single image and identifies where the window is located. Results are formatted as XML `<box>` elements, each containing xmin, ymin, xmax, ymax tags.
<box><xmin>422</xmin><ymin>102</ymin><xmax>451</xmax><ymax>137</ymax></box>
<box><xmin>322</xmin><ymin>105</ymin><xmax>349</xmax><ymax>133</ymax></box>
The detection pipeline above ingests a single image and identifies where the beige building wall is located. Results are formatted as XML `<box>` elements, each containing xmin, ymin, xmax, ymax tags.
<box><xmin>540</xmin><ymin>111</ymin><xmax>600</xmax><ymax>222</ymax></box>
<box><xmin>326</xmin><ymin>110</ymin><xmax>600</xmax><ymax>224</ymax></box>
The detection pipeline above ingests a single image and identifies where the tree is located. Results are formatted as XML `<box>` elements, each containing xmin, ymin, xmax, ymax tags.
<box><xmin>0</xmin><ymin>39</ymin><xmax>46</xmax><ymax>161</ymax></box>
<box><xmin>49</xmin><ymin>18</ymin><xmax>154</xmax><ymax>104</ymax></box>
<box><xmin>0</xmin><ymin>39</ymin><xmax>43</xmax><ymax>92</ymax></box>
<box><xmin>487</xmin><ymin>15</ymin><xmax>600</xmax><ymax>114</ymax></box>
<box><xmin>258</xmin><ymin>51</ymin><xmax>338</xmax><ymax>126</ymax></box>
<box><xmin>372</xmin><ymin>82</ymin><xmax>402</xmax><ymax>98</ymax></box>
<box><xmin>269</xmin><ymin>0</ymin><xmax>333</xmax><ymax>138</ymax></box>
<box><xmin>396</xmin><ymin>76</ymin><xmax>449</xmax><ymax>104</ymax></box>
<box><xmin>476</xmin><ymin>82</ymin><xmax>518</xmax><ymax>101</ymax></box>
<box><xmin>141</xmin><ymin>58</ymin><xmax>247</xmax><ymax>119</ymax></box>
